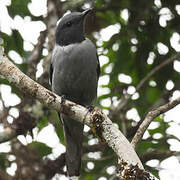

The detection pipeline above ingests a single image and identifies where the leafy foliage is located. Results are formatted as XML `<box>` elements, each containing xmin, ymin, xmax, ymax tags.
<box><xmin>7</xmin><ymin>0</ymin><xmax>31</xmax><ymax>18</ymax></box>
<box><xmin>28</xmin><ymin>141</ymin><xmax>52</xmax><ymax>159</ymax></box>
<box><xmin>0</xmin><ymin>0</ymin><xmax>180</xmax><ymax>179</ymax></box>
<box><xmin>1</xmin><ymin>30</ymin><xmax>24</xmax><ymax>55</ymax></box>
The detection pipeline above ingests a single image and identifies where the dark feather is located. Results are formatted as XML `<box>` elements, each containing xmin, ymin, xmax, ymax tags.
<box><xmin>49</xmin><ymin>63</ymin><xmax>53</xmax><ymax>85</ymax></box>
<box><xmin>96</xmin><ymin>53</ymin><xmax>101</xmax><ymax>79</ymax></box>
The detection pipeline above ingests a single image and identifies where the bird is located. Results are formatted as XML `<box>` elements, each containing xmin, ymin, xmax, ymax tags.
<box><xmin>49</xmin><ymin>9</ymin><xmax>100</xmax><ymax>179</ymax></box>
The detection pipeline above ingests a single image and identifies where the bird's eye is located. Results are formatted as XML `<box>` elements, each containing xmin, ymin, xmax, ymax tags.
<box><xmin>66</xmin><ymin>21</ymin><xmax>72</xmax><ymax>27</ymax></box>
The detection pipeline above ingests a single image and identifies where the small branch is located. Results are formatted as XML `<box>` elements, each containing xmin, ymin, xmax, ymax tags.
<box><xmin>140</xmin><ymin>150</ymin><xmax>180</xmax><ymax>163</ymax></box>
<box><xmin>43</xmin><ymin>153</ymin><xmax>66</xmax><ymax>178</ymax></box>
<box><xmin>0</xmin><ymin>109</ymin><xmax>37</xmax><ymax>144</ymax></box>
<box><xmin>0</xmin><ymin>127</ymin><xmax>17</xmax><ymax>143</ymax></box>
<box><xmin>38</xmin><ymin>0</ymin><xmax>61</xmax><ymax>87</ymax></box>
<box><xmin>110</xmin><ymin>52</ymin><xmax>180</xmax><ymax>117</ymax></box>
<box><xmin>28</xmin><ymin>30</ymin><xmax>47</xmax><ymax>64</ymax></box>
<box><xmin>0</xmin><ymin>52</ymin><xmax>144</xmax><ymax>171</ymax></box>
<box><xmin>82</xmin><ymin>143</ymin><xmax>107</xmax><ymax>154</ymax></box>
<box><xmin>0</xmin><ymin>95</ymin><xmax>11</xmax><ymax>127</ymax></box>
<box><xmin>0</xmin><ymin>167</ymin><xmax>13</xmax><ymax>180</ymax></box>
<box><xmin>27</xmin><ymin>30</ymin><xmax>47</xmax><ymax>79</ymax></box>
<box><xmin>136</xmin><ymin>52</ymin><xmax>180</xmax><ymax>92</ymax></box>
<box><xmin>131</xmin><ymin>96</ymin><xmax>180</xmax><ymax>148</ymax></box>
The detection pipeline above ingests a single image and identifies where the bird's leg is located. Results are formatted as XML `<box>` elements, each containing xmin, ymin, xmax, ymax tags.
<box><xmin>85</xmin><ymin>105</ymin><xmax>94</xmax><ymax>112</ymax></box>
<box><xmin>60</xmin><ymin>94</ymin><xmax>67</xmax><ymax>105</ymax></box>
<box><xmin>83</xmin><ymin>105</ymin><xmax>94</xmax><ymax>126</ymax></box>
<box><xmin>84</xmin><ymin>105</ymin><xmax>99</xmax><ymax>137</ymax></box>
<box><xmin>88</xmin><ymin>107</ymin><xmax>105</xmax><ymax>143</ymax></box>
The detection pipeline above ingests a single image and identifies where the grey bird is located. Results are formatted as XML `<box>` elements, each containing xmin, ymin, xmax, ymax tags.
<box><xmin>49</xmin><ymin>9</ymin><xmax>100</xmax><ymax>178</ymax></box>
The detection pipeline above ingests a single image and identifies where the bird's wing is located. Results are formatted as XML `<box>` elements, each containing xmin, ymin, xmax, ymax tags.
<box><xmin>49</xmin><ymin>44</ymin><xmax>62</xmax><ymax>86</ymax></box>
<box><xmin>96</xmin><ymin>52</ymin><xmax>101</xmax><ymax>79</ymax></box>
<box><xmin>49</xmin><ymin>63</ymin><xmax>53</xmax><ymax>85</ymax></box>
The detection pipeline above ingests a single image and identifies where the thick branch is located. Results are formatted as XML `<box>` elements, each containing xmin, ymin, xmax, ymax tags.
<box><xmin>0</xmin><ymin>52</ymin><xmax>144</xmax><ymax>171</ymax></box>
<box><xmin>131</xmin><ymin>96</ymin><xmax>180</xmax><ymax>148</ymax></box>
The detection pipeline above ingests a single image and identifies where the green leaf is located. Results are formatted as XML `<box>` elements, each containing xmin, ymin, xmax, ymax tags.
<box><xmin>37</xmin><ymin>115</ymin><xmax>49</xmax><ymax>132</ymax></box>
<box><xmin>7</xmin><ymin>0</ymin><xmax>31</xmax><ymax>18</ymax></box>
<box><xmin>145</xmin><ymin>165</ymin><xmax>159</xmax><ymax>179</ymax></box>
<box><xmin>95</xmin><ymin>0</ymin><xmax>104</xmax><ymax>8</ymax></box>
<box><xmin>146</xmin><ymin>87</ymin><xmax>160</xmax><ymax>104</ymax></box>
<box><xmin>1</xmin><ymin>30</ymin><xmax>24</xmax><ymax>56</ymax></box>
<box><xmin>48</xmin><ymin>110</ymin><xmax>65</xmax><ymax>145</ymax></box>
<box><xmin>54</xmin><ymin>123</ymin><xmax>65</xmax><ymax>145</ymax></box>
<box><xmin>28</xmin><ymin>142</ymin><xmax>52</xmax><ymax>159</ymax></box>
<box><xmin>0</xmin><ymin>153</ymin><xmax>11</xmax><ymax>169</ymax></box>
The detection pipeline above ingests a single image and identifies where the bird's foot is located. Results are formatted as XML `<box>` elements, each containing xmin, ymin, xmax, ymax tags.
<box><xmin>60</xmin><ymin>95</ymin><xmax>66</xmax><ymax>105</ymax></box>
<box><xmin>85</xmin><ymin>105</ymin><xmax>94</xmax><ymax>112</ymax></box>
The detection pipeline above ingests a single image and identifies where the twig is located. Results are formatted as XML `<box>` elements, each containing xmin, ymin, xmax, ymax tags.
<box><xmin>0</xmin><ymin>95</ymin><xmax>11</xmax><ymax>126</ymax></box>
<box><xmin>0</xmin><ymin>51</ymin><xmax>144</xmax><ymax>170</ymax></box>
<box><xmin>0</xmin><ymin>127</ymin><xmax>16</xmax><ymax>143</ymax></box>
<box><xmin>140</xmin><ymin>150</ymin><xmax>180</xmax><ymax>163</ymax></box>
<box><xmin>136</xmin><ymin>52</ymin><xmax>180</xmax><ymax>92</ymax></box>
<box><xmin>43</xmin><ymin>153</ymin><xmax>66</xmax><ymax>178</ymax></box>
<box><xmin>82</xmin><ymin>143</ymin><xmax>107</xmax><ymax>153</ymax></box>
<box><xmin>28</xmin><ymin>30</ymin><xmax>47</xmax><ymax>64</ymax></box>
<box><xmin>110</xmin><ymin>52</ymin><xmax>180</xmax><ymax>117</ymax></box>
<box><xmin>0</xmin><ymin>167</ymin><xmax>13</xmax><ymax>180</ymax></box>
<box><xmin>27</xmin><ymin>30</ymin><xmax>47</xmax><ymax>79</ymax></box>
<box><xmin>38</xmin><ymin>0</ymin><xmax>60</xmax><ymax>87</ymax></box>
<box><xmin>131</xmin><ymin>96</ymin><xmax>180</xmax><ymax>148</ymax></box>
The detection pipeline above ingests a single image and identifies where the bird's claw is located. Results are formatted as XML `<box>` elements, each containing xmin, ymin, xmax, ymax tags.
<box><xmin>85</xmin><ymin>105</ymin><xmax>94</xmax><ymax>112</ymax></box>
<box><xmin>61</xmin><ymin>95</ymin><xmax>66</xmax><ymax>105</ymax></box>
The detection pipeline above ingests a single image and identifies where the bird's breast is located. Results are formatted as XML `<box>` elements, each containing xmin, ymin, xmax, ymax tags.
<box><xmin>52</xmin><ymin>39</ymin><xmax>98</xmax><ymax>105</ymax></box>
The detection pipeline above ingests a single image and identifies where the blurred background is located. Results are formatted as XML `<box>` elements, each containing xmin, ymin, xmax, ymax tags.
<box><xmin>0</xmin><ymin>0</ymin><xmax>180</xmax><ymax>179</ymax></box>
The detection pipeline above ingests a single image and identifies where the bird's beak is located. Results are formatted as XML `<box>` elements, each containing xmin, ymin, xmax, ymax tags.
<box><xmin>81</xmin><ymin>8</ymin><xmax>93</xmax><ymax>18</ymax></box>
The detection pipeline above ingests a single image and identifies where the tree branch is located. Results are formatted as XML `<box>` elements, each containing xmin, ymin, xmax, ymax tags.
<box><xmin>110</xmin><ymin>52</ymin><xmax>180</xmax><ymax>118</ymax></box>
<box><xmin>82</xmin><ymin>143</ymin><xmax>107</xmax><ymax>154</ymax></box>
<box><xmin>140</xmin><ymin>150</ymin><xmax>180</xmax><ymax>164</ymax></box>
<box><xmin>0</xmin><ymin>167</ymin><xmax>13</xmax><ymax>180</ymax></box>
<box><xmin>27</xmin><ymin>30</ymin><xmax>47</xmax><ymax>79</ymax></box>
<box><xmin>136</xmin><ymin>52</ymin><xmax>180</xmax><ymax>92</ymax></box>
<box><xmin>0</xmin><ymin>127</ymin><xmax>16</xmax><ymax>143</ymax></box>
<box><xmin>0</xmin><ymin>51</ymin><xmax>145</xmax><ymax>176</ymax></box>
<box><xmin>43</xmin><ymin>153</ymin><xmax>66</xmax><ymax>178</ymax></box>
<box><xmin>131</xmin><ymin>96</ymin><xmax>180</xmax><ymax>148</ymax></box>
<box><xmin>43</xmin><ymin>143</ymin><xmax>108</xmax><ymax>179</ymax></box>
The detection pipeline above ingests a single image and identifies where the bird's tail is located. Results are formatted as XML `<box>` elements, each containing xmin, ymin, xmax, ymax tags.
<box><xmin>60</xmin><ymin>114</ymin><xmax>84</xmax><ymax>177</ymax></box>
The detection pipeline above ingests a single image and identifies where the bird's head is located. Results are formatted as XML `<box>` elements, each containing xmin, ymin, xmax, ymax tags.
<box><xmin>55</xmin><ymin>9</ymin><xmax>92</xmax><ymax>46</ymax></box>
